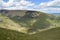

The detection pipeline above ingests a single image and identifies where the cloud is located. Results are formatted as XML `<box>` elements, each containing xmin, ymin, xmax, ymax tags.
<box><xmin>1</xmin><ymin>0</ymin><xmax>14</xmax><ymax>7</ymax></box>
<box><xmin>34</xmin><ymin>0</ymin><xmax>60</xmax><ymax>13</ymax></box>
<box><xmin>38</xmin><ymin>8</ymin><xmax>60</xmax><ymax>13</ymax></box>
<box><xmin>35</xmin><ymin>0</ymin><xmax>60</xmax><ymax>8</ymax></box>
<box><xmin>0</xmin><ymin>0</ymin><xmax>35</xmax><ymax>10</ymax></box>
<box><xmin>0</xmin><ymin>0</ymin><xmax>60</xmax><ymax>13</ymax></box>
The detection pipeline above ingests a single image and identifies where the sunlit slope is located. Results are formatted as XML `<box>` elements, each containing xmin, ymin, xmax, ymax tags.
<box><xmin>0</xmin><ymin>10</ymin><xmax>60</xmax><ymax>34</ymax></box>
<box><xmin>0</xmin><ymin>14</ymin><xmax>28</xmax><ymax>33</ymax></box>
<box><xmin>9</xmin><ymin>11</ymin><xmax>60</xmax><ymax>33</ymax></box>
<box><xmin>0</xmin><ymin>10</ymin><xmax>60</xmax><ymax>40</ymax></box>
<box><xmin>0</xmin><ymin>28</ymin><xmax>29</xmax><ymax>40</ymax></box>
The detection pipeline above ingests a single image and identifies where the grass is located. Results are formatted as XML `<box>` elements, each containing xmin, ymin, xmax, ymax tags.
<box><xmin>32</xmin><ymin>27</ymin><xmax>60</xmax><ymax>40</ymax></box>
<box><xmin>0</xmin><ymin>27</ymin><xmax>60</xmax><ymax>40</ymax></box>
<box><xmin>0</xmin><ymin>11</ymin><xmax>60</xmax><ymax>40</ymax></box>
<box><xmin>10</xmin><ymin>13</ymin><xmax>52</xmax><ymax>33</ymax></box>
<box><xmin>1</xmin><ymin>12</ymin><xmax>59</xmax><ymax>33</ymax></box>
<box><xmin>0</xmin><ymin>14</ymin><xmax>28</xmax><ymax>33</ymax></box>
<box><xmin>0</xmin><ymin>28</ymin><xmax>29</xmax><ymax>40</ymax></box>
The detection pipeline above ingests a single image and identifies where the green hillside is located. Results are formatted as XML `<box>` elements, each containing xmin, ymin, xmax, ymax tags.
<box><xmin>0</xmin><ymin>10</ymin><xmax>60</xmax><ymax>33</ymax></box>
<box><xmin>0</xmin><ymin>10</ymin><xmax>60</xmax><ymax>40</ymax></box>
<box><xmin>0</xmin><ymin>28</ymin><xmax>29</xmax><ymax>40</ymax></box>
<box><xmin>31</xmin><ymin>27</ymin><xmax>60</xmax><ymax>40</ymax></box>
<box><xmin>7</xmin><ymin>10</ymin><xmax>60</xmax><ymax>33</ymax></box>
<box><xmin>0</xmin><ymin>27</ymin><xmax>60</xmax><ymax>40</ymax></box>
<box><xmin>7</xmin><ymin>11</ymin><xmax>52</xmax><ymax>33</ymax></box>
<box><xmin>0</xmin><ymin>13</ymin><xmax>28</xmax><ymax>33</ymax></box>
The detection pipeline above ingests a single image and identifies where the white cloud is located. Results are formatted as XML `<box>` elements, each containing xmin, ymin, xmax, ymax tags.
<box><xmin>0</xmin><ymin>0</ymin><xmax>35</xmax><ymax>9</ymax></box>
<box><xmin>0</xmin><ymin>0</ymin><xmax>60</xmax><ymax>13</ymax></box>
<box><xmin>36</xmin><ymin>0</ymin><xmax>60</xmax><ymax>8</ymax></box>
<box><xmin>35</xmin><ymin>0</ymin><xmax>60</xmax><ymax>13</ymax></box>
<box><xmin>1</xmin><ymin>0</ymin><xmax>14</xmax><ymax>7</ymax></box>
<box><xmin>38</xmin><ymin>8</ymin><xmax>60</xmax><ymax>13</ymax></box>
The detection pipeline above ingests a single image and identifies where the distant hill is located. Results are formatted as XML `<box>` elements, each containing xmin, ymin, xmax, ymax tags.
<box><xmin>50</xmin><ymin>13</ymin><xmax>60</xmax><ymax>16</ymax></box>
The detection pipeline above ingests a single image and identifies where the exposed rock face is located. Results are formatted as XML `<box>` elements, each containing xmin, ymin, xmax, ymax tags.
<box><xmin>23</xmin><ymin>11</ymin><xmax>35</xmax><ymax>18</ymax></box>
<box><xmin>23</xmin><ymin>11</ymin><xmax>41</xmax><ymax>18</ymax></box>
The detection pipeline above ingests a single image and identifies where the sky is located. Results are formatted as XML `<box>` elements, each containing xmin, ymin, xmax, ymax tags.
<box><xmin>0</xmin><ymin>0</ymin><xmax>60</xmax><ymax>13</ymax></box>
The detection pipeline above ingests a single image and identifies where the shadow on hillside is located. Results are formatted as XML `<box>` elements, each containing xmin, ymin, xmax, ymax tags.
<box><xmin>8</xmin><ymin>13</ymin><xmax>51</xmax><ymax>33</ymax></box>
<box><xmin>27</xmin><ymin>13</ymin><xmax>51</xmax><ymax>33</ymax></box>
<box><xmin>0</xmin><ymin>10</ymin><xmax>51</xmax><ymax>33</ymax></box>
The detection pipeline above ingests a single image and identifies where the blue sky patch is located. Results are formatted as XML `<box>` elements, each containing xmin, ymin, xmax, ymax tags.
<box><xmin>27</xmin><ymin>0</ymin><xmax>52</xmax><ymax>5</ymax></box>
<box><xmin>3</xmin><ymin>0</ymin><xmax>9</xmax><ymax>2</ymax></box>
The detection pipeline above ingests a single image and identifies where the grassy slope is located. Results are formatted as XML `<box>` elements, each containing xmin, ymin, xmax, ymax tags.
<box><xmin>0</xmin><ymin>11</ymin><xmax>60</xmax><ymax>40</ymax></box>
<box><xmin>0</xmin><ymin>14</ymin><xmax>28</xmax><ymax>33</ymax></box>
<box><xmin>0</xmin><ymin>27</ymin><xmax>60</xmax><ymax>40</ymax></box>
<box><xmin>32</xmin><ymin>27</ymin><xmax>60</xmax><ymax>40</ymax></box>
<box><xmin>10</xmin><ymin>12</ymin><xmax>50</xmax><ymax>27</ymax></box>
<box><xmin>0</xmin><ymin>28</ymin><xmax>29</xmax><ymax>40</ymax></box>
<box><xmin>10</xmin><ymin>11</ymin><xmax>60</xmax><ymax>33</ymax></box>
<box><xmin>0</xmin><ymin>11</ymin><xmax>60</xmax><ymax>33</ymax></box>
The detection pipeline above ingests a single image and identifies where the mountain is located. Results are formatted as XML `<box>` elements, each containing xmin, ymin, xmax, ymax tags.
<box><xmin>0</xmin><ymin>10</ymin><xmax>60</xmax><ymax>40</ymax></box>
<box><xmin>0</xmin><ymin>10</ymin><xmax>50</xmax><ymax>33</ymax></box>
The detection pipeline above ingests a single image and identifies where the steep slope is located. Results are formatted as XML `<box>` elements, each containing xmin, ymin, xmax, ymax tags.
<box><xmin>0</xmin><ymin>10</ymin><xmax>60</xmax><ymax>34</ymax></box>
<box><xmin>6</xmin><ymin>11</ymin><xmax>51</xmax><ymax>33</ymax></box>
<box><xmin>0</xmin><ymin>10</ymin><xmax>60</xmax><ymax>40</ymax></box>
<box><xmin>0</xmin><ymin>13</ymin><xmax>28</xmax><ymax>33</ymax></box>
